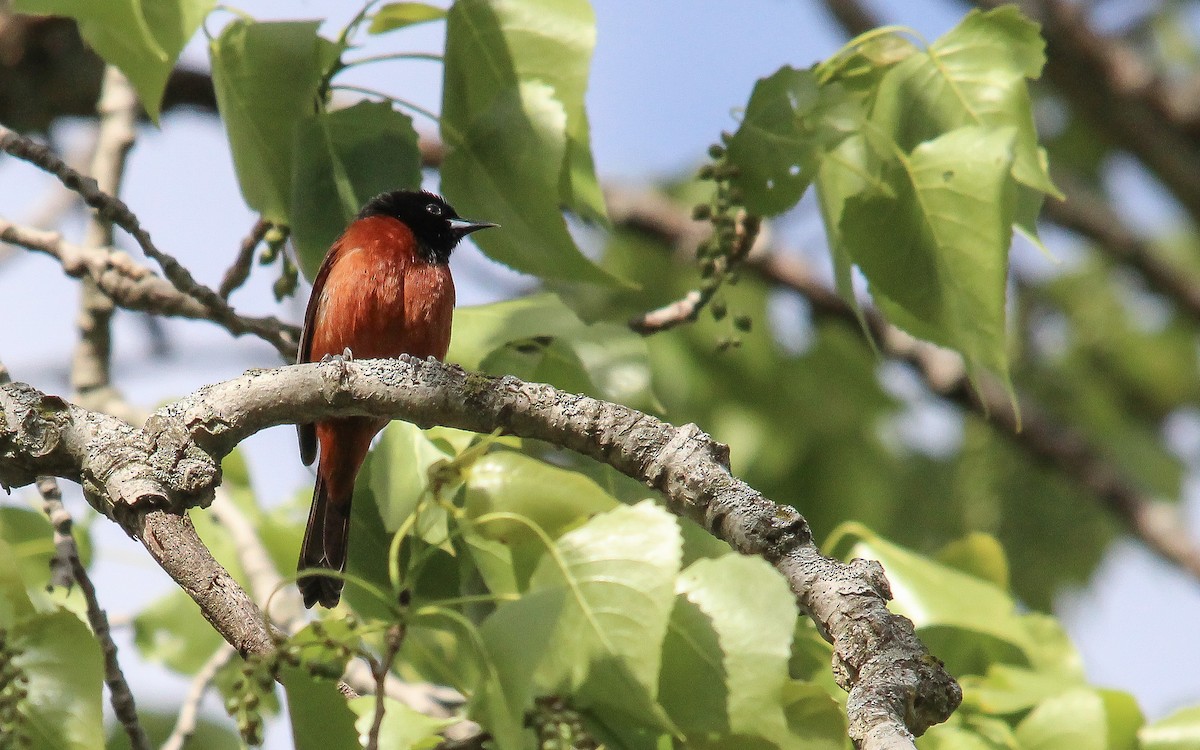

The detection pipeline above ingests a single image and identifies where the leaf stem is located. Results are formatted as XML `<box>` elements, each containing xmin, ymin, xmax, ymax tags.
<box><xmin>330</xmin><ymin>85</ymin><xmax>440</xmax><ymax>124</ymax></box>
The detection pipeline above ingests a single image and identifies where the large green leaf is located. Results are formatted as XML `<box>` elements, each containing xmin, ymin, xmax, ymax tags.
<box><xmin>11</xmin><ymin>610</ymin><xmax>105</xmax><ymax>750</ymax></box>
<box><xmin>827</xmin><ymin>523</ymin><xmax>1037</xmax><ymax>672</ymax></box>
<box><xmin>464</xmin><ymin>450</ymin><xmax>619</xmax><ymax>543</ymax></box>
<box><xmin>475</xmin><ymin>589</ymin><xmax>567</xmax><ymax>748</ymax></box>
<box><xmin>290</xmin><ymin>101</ymin><xmax>423</xmax><ymax>279</ymax></box>
<box><xmin>282</xmin><ymin>665</ymin><xmax>359</xmax><ymax>750</ymax></box>
<box><xmin>210</xmin><ymin>20</ymin><xmax>335</xmax><ymax>222</ymax></box>
<box><xmin>441</xmin><ymin>0</ymin><xmax>614</xmax><ymax>283</ymax></box>
<box><xmin>368</xmin><ymin>420</ymin><xmax>454</xmax><ymax>535</ymax></box>
<box><xmin>1013</xmin><ymin>689</ymin><xmax>1108</xmax><ymax>750</ymax></box>
<box><xmin>869</xmin><ymin>7</ymin><xmax>1057</xmax><ymax>197</ymax></box>
<box><xmin>13</xmin><ymin>0</ymin><xmax>213</xmax><ymax>121</ymax></box>
<box><xmin>725</xmin><ymin>66</ymin><xmax>860</xmax><ymax>215</ymax></box>
<box><xmin>658</xmin><ymin>555</ymin><xmax>798</xmax><ymax>745</ymax></box>
<box><xmin>527</xmin><ymin>501</ymin><xmax>681</xmax><ymax>729</ymax></box>
<box><xmin>840</xmin><ymin>125</ymin><xmax>1018</xmax><ymax>382</ymax></box>
<box><xmin>450</xmin><ymin>293</ymin><xmax>659</xmax><ymax>411</ymax></box>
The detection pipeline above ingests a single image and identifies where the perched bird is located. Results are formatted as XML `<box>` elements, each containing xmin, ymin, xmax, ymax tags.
<box><xmin>296</xmin><ymin>190</ymin><xmax>496</xmax><ymax>608</ymax></box>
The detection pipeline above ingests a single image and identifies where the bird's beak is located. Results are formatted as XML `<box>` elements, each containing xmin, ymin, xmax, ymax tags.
<box><xmin>449</xmin><ymin>218</ymin><xmax>499</xmax><ymax>238</ymax></box>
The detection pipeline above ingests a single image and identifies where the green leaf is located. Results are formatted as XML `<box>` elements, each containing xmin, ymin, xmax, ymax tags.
<box><xmin>1014</xmin><ymin>689</ymin><xmax>1107</xmax><ymax>750</ymax></box>
<box><xmin>464</xmin><ymin>450</ymin><xmax>619</xmax><ymax>543</ymax></box>
<box><xmin>840</xmin><ymin>125</ymin><xmax>1018</xmax><ymax>383</ymax></box>
<box><xmin>869</xmin><ymin>7</ymin><xmax>1058</xmax><ymax>197</ymax></box>
<box><xmin>441</xmin><ymin>0</ymin><xmax>615</xmax><ymax>283</ymax></box>
<box><xmin>369</xmin><ymin>2</ymin><xmax>447</xmax><ymax>34</ymax></box>
<box><xmin>450</xmin><ymin>293</ymin><xmax>660</xmax><ymax>411</ymax></box>
<box><xmin>0</xmin><ymin>538</ymin><xmax>47</xmax><ymax>626</ymax></box>
<box><xmin>290</xmin><ymin>101</ymin><xmax>423</xmax><ymax>279</ymax></box>
<box><xmin>779</xmin><ymin>681</ymin><xmax>849</xmax><ymax>750</ymax></box>
<box><xmin>658</xmin><ymin>555</ymin><xmax>798</xmax><ymax>744</ymax></box>
<box><xmin>726</xmin><ymin>66</ymin><xmax>860</xmax><ymax>215</ymax></box>
<box><xmin>527</xmin><ymin>501</ymin><xmax>681</xmax><ymax>730</ymax></box>
<box><xmin>210</xmin><ymin>20</ymin><xmax>334</xmax><ymax>222</ymax></box>
<box><xmin>937</xmin><ymin>532</ymin><xmax>1010</xmax><ymax>590</ymax></box>
<box><xmin>281</xmin><ymin>665</ymin><xmax>359</xmax><ymax>750</ymax></box>
<box><xmin>476</xmin><ymin>589</ymin><xmax>567</xmax><ymax>748</ymax></box>
<box><xmin>368</xmin><ymin>421</ymin><xmax>454</xmax><ymax>533</ymax></box>
<box><xmin>0</xmin><ymin>507</ymin><xmax>89</xmax><ymax>593</ymax></box>
<box><xmin>961</xmin><ymin>664</ymin><xmax>1083</xmax><ymax>715</ymax></box>
<box><xmin>12</xmin><ymin>0</ymin><xmax>214</xmax><ymax>121</ymax></box>
<box><xmin>826</xmin><ymin>523</ymin><xmax>1037</xmax><ymax>672</ymax></box>
<box><xmin>133</xmin><ymin>590</ymin><xmax>225</xmax><ymax>674</ymax></box>
<box><xmin>1141</xmin><ymin>705</ymin><xmax>1200</xmax><ymax>750</ymax></box>
<box><xmin>11</xmin><ymin>610</ymin><xmax>105</xmax><ymax>750</ymax></box>
<box><xmin>349</xmin><ymin>696</ymin><xmax>452</xmax><ymax>748</ymax></box>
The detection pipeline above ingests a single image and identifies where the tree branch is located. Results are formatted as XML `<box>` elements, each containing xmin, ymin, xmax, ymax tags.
<box><xmin>0</xmin><ymin>218</ymin><xmax>299</xmax><ymax>358</ymax></box>
<box><xmin>0</xmin><ymin>125</ymin><xmax>299</xmax><ymax>359</ymax></box>
<box><xmin>160</xmin><ymin>643</ymin><xmax>236</xmax><ymax>750</ymax></box>
<box><xmin>71</xmin><ymin>65</ymin><xmax>140</xmax><ymax>426</ymax></box>
<box><xmin>219</xmin><ymin>217</ymin><xmax>271</xmax><ymax>300</ymax></box>
<box><xmin>0</xmin><ymin>358</ymin><xmax>961</xmax><ymax>748</ymax></box>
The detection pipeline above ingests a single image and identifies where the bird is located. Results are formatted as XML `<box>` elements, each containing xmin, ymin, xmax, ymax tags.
<box><xmin>295</xmin><ymin>189</ymin><xmax>496</xmax><ymax>608</ymax></box>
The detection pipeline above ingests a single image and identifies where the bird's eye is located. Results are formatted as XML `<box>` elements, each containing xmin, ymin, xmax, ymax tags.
<box><xmin>426</xmin><ymin>203</ymin><xmax>443</xmax><ymax>216</ymax></box>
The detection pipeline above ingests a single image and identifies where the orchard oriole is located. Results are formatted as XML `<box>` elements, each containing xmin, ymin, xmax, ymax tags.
<box><xmin>296</xmin><ymin>189</ymin><xmax>496</xmax><ymax>608</ymax></box>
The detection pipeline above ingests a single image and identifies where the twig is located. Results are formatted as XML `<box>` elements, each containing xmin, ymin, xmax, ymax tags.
<box><xmin>0</xmin><ymin>124</ymin><xmax>299</xmax><ymax>359</ymax></box>
<box><xmin>366</xmin><ymin>623</ymin><xmax>406</xmax><ymax>750</ymax></box>
<box><xmin>0</xmin><ymin>218</ymin><xmax>299</xmax><ymax>358</ymax></box>
<box><xmin>607</xmin><ymin>186</ymin><xmax>1200</xmax><ymax>584</ymax></box>
<box><xmin>219</xmin><ymin>217</ymin><xmax>271</xmax><ymax>300</ymax></box>
<box><xmin>161</xmin><ymin>643</ymin><xmax>237</xmax><ymax>750</ymax></box>
<box><xmin>71</xmin><ymin>66</ymin><xmax>139</xmax><ymax>424</ymax></box>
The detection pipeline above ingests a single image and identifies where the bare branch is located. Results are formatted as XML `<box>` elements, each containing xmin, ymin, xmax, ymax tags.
<box><xmin>0</xmin><ymin>125</ymin><xmax>299</xmax><ymax>359</ymax></box>
<box><xmin>71</xmin><ymin>66</ymin><xmax>140</xmax><ymax>427</ymax></box>
<box><xmin>219</xmin><ymin>218</ymin><xmax>271</xmax><ymax>300</ymax></box>
<box><xmin>0</xmin><ymin>218</ymin><xmax>299</xmax><ymax>357</ymax></box>
<box><xmin>160</xmin><ymin>643</ymin><xmax>237</xmax><ymax>750</ymax></box>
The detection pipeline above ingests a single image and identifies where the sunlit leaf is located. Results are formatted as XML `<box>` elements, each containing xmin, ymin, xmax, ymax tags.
<box><xmin>11</xmin><ymin>610</ymin><xmax>105</xmax><ymax>750</ymax></box>
<box><xmin>282</xmin><ymin>665</ymin><xmax>359</xmax><ymax>749</ymax></box>
<box><xmin>841</xmin><ymin>125</ymin><xmax>1018</xmax><ymax>383</ymax></box>
<box><xmin>441</xmin><ymin>0</ymin><xmax>614</xmax><ymax>283</ymax></box>
<box><xmin>210</xmin><ymin>20</ymin><xmax>335</xmax><ymax>222</ymax></box>
<box><xmin>1140</xmin><ymin>705</ymin><xmax>1200</xmax><ymax>750</ymax></box>
<box><xmin>527</xmin><ymin>501</ymin><xmax>681</xmax><ymax>730</ymax></box>
<box><xmin>369</xmin><ymin>2</ymin><xmax>447</xmax><ymax>34</ymax></box>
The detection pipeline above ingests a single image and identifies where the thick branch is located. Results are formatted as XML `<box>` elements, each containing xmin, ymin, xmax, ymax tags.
<box><xmin>0</xmin><ymin>358</ymin><xmax>960</xmax><ymax>747</ymax></box>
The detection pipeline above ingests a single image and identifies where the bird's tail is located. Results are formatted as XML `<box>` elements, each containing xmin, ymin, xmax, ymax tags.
<box><xmin>297</xmin><ymin>471</ymin><xmax>351</xmax><ymax>609</ymax></box>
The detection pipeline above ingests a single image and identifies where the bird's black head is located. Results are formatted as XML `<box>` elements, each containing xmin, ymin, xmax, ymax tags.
<box><xmin>357</xmin><ymin>190</ymin><xmax>497</xmax><ymax>264</ymax></box>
